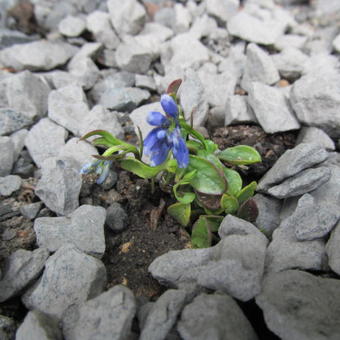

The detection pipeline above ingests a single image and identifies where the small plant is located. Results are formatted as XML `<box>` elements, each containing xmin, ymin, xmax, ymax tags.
<box><xmin>80</xmin><ymin>79</ymin><xmax>262</xmax><ymax>248</ymax></box>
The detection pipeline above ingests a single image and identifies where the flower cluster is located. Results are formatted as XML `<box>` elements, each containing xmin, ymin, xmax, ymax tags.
<box><xmin>144</xmin><ymin>94</ymin><xmax>189</xmax><ymax>168</ymax></box>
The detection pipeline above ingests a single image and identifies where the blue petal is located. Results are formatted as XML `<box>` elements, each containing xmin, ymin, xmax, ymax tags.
<box><xmin>80</xmin><ymin>160</ymin><xmax>100</xmax><ymax>174</ymax></box>
<box><xmin>147</xmin><ymin>111</ymin><xmax>169</xmax><ymax>126</ymax></box>
<box><xmin>96</xmin><ymin>161</ymin><xmax>111</xmax><ymax>184</ymax></box>
<box><xmin>171</xmin><ymin>129</ymin><xmax>189</xmax><ymax>168</ymax></box>
<box><xmin>150</xmin><ymin>140</ymin><xmax>171</xmax><ymax>166</ymax></box>
<box><xmin>144</xmin><ymin>127</ymin><xmax>164</xmax><ymax>155</ymax></box>
<box><xmin>156</xmin><ymin>129</ymin><xmax>167</xmax><ymax>140</ymax></box>
<box><xmin>161</xmin><ymin>94</ymin><xmax>178</xmax><ymax>118</ymax></box>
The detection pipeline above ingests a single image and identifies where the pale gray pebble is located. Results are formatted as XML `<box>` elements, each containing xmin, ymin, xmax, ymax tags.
<box><xmin>296</xmin><ymin>126</ymin><xmax>335</xmax><ymax>151</ymax></box>
<box><xmin>25</xmin><ymin>118</ymin><xmax>68</xmax><ymax>168</ymax></box>
<box><xmin>293</xmin><ymin>194</ymin><xmax>340</xmax><ymax>241</ymax></box>
<box><xmin>247</xmin><ymin>82</ymin><xmax>300</xmax><ymax>134</ymax></box>
<box><xmin>206</xmin><ymin>0</ymin><xmax>239</xmax><ymax>23</ymax></box>
<box><xmin>58</xmin><ymin>16</ymin><xmax>86</xmax><ymax>37</ymax></box>
<box><xmin>150</xmin><ymin>215</ymin><xmax>268</xmax><ymax>301</ymax></box>
<box><xmin>16</xmin><ymin>310</ymin><xmax>62</xmax><ymax>340</ymax></box>
<box><xmin>22</xmin><ymin>244</ymin><xmax>107</xmax><ymax>320</ymax></box>
<box><xmin>10</xmin><ymin>129</ymin><xmax>28</xmax><ymax>161</ymax></box>
<box><xmin>20</xmin><ymin>202</ymin><xmax>42</xmax><ymax>220</ymax></box>
<box><xmin>0</xmin><ymin>175</ymin><xmax>22</xmax><ymax>196</ymax></box>
<box><xmin>135</xmin><ymin>74</ymin><xmax>156</xmax><ymax>91</ymax></box>
<box><xmin>0</xmin><ymin>108</ymin><xmax>32</xmax><ymax>136</ymax></box>
<box><xmin>241</xmin><ymin>43</ymin><xmax>280</xmax><ymax>92</ymax></box>
<box><xmin>267</xmin><ymin>166</ymin><xmax>332</xmax><ymax>199</ymax></box>
<box><xmin>178</xmin><ymin>292</ymin><xmax>258</xmax><ymax>340</ymax></box>
<box><xmin>256</xmin><ymin>270</ymin><xmax>340</xmax><ymax>340</ymax></box>
<box><xmin>35</xmin><ymin>157</ymin><xmax>82</xmax><ymax>216</ymax></box>
<box><xmin>257</xmin><ymin>143</ymin><xmax>328</xmax><ymax>191</ymax></box>
<box><xmin>62</xmin><ymin>285</ymin><xmax>136</xmax><ymax>340</ymax></box>
<box><xmin>225</xmin><ymin>95</ymin><xmax>257</xmax><ymax>126</ymax></box>
<box><xmin>140</xmin><ymin>289</ymin><xmax>189</xmax><ymax>340</ymax></box>
<box><xmin>34</xmin><ymin>205</ymin><xmax>106</xmax><ymax>258</ymax></box>
<box><xmin>253</xmin><ymin>194</ymin><xmax>282</xmax><ymax>238</ymax></box>
<box><xmin>0</xmin><ymin>136</ymin><xmax>14</xmax><ymax>176</ymax></box>
<box><xmin>0</xmin><ymin>248</ymin><xmax>49</xmax><ymax>302</ymax></box>
<box><xmin>326</xmin><ymin>220</ymin><xmax>340</xmax><ymax>275</ymax></box>
<box><xmin>106</xmin><ymin>202</ymin><xmax>128</xmax><ymax>232</ymax></box>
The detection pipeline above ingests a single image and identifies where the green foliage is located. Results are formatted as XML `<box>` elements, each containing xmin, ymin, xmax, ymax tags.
<box><xmin>80</xmin><ymin>79</ymin><xmax>262</xmax><ymax>249</ymax></box>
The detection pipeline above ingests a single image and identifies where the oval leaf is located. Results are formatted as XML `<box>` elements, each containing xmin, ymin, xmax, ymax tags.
<box><xmin>191</xmin><ymin>217</ymin><xmax>212</xmax><ymax>249</ymax></box>
<box><xmin>167</xmin><ymin>202</ymin><xmax>191</xmax><ymax>227</ymax></box>
<box><xmin>237</xmin><ymin>198</ymin><xmax>259</xmax><ymax>223</ymax></box>
<box><xmin>173</xmin><ymin>182</ymin><xmax>196</xmax><ymax>204</ymax></box>
<box><xmin>188</xmin><ymin>156</ymin><xmax>227</xmax><ymax>195</ymax></box>
<box><xmin>223</xmin><ymin>168</ymin><xmax>242</xmax><ymax>196</ymax></box>
<box><xmin>119</xmin><ymin>158</ymin><xmax>164</xmax><ymax>179</ymax></box>
<box><xmin>218</xmin><ymin>145</ymin><xmax>262</xmax><ymax>165</ymax></box>
<box><xmin>220</xmin><ymin>194</ymin><xmax>239</xmax><ymax>214</ymax></box>
<box><xmin>237</xmin><ymin>181</ymin><xmax>257</xmax><ymax>205</ymax></box>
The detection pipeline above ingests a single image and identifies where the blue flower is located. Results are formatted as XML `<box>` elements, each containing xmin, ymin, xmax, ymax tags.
<box><xmin>80</xmin><ymin>160</ymin><xmax>112</xmax><ymax>184</ymax></box>
<box><xmin>144</xmin><ymin>95</ymin><xmax>189</xmax><ymax>168</ymax></box>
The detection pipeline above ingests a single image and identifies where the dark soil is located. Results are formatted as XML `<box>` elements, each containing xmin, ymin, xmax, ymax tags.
<box><xmin>211</xmin><ymin>125</ymin><xmax>298</xmax><ymax>182</ymax></box>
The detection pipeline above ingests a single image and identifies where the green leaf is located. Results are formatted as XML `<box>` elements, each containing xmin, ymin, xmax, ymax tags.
<box><xmin>186</xmin><ymin>140</ymin><xmax>203</xmax><ymax>153</ymax></box>
<box><xmin>237</xmin><ymin>198</ymin><xmax>259</xmax><ymax>223</ymax></box>
<box><xmin>119</xmin><ymin>158</ymin><xmax>165</xmax><ymax>179</ymax></box>
<box><xmin>173</xmin><ymin>183</ymin><xmax>196</xmax><ymax>204</ymax></box>
<box><xmin>191</xmin><ymin>215</ymin><xmax>224</xmax><ymax>248</ymax></box>
<box><xmin>204</xmin><ymin>140</ymin><xmax>218</xmax><ymax>153</ymax></box>
<box><xmin>91</xmin><ymin>137</ymin><xmax>112</xmax><ymax>148</ymax></box>
<box><xmin>167</xmin><ymin>202</ymin><xmax>191</xmax><ymax>226</ymax></box>
<box><xmin>237</xmin><ymin>181</ymin><xmax>257</xmax><ymax>205</ymax></box>
<box><xmin>80</xmin><ymin>130</ymin><xmax>125</xmax><ymax>146</ymax></box>
<box><xmin>191</xmin><ymin>217</ymin><xmax>212</xmax><ymax>248</ymax></box>
<box><xmin>195</xmin><ymin>191</ymin><xmax>222</xmax><ymax>211</ymax></box>
<box><xmin>218</xmin><ymin>145</ymin><xmax>262</xmax><ymax>165</ymax></box>
<box><xmin>187</xmin><ymin>156</ymin><xmax>227</xmax><ymax>195</ymax></box>
<box><xmin>220</xmin><ymin>194</ymin><xmax>239</xmax><ymax>214</ymax></box>
<box><xmin>182</xmin><ymin>170</ymin><xmax>197</xmax><ymax>181</ymax></box>
<box><xmin>180</xmin><ymin>121</ymin><xmax>206</xmax><ymax>148</ymax></box>
<box><xmin>223</xmin><ymin>168</ymin><xmax>242</xmax><ymax>196</ymax></box>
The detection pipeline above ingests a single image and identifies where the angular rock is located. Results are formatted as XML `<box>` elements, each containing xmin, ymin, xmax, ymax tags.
<box><xmin>179</xmin><ymin>69</ymin><xmax>209</xmax><ymax>126</ymax></box>
<box><xmin>80</xmin><ymin>105</ymin><xmax>124</xmax><ymax>140</ymax></box>
<box><xmin>225</xmin><ymin>95</ymin><xmax>257</xmax><ymax>125</ymax></box>
<box><xmin>297</xmin><ymin>126</ymin><xmax>335</xmax><ymax>151</ymax></box>
<box><xmin>173</xmin><ymin>3</ymin><xmax>191</xmax><ymax>33</ymax></box>
<box><xmin>20</xmin><ymin>202</ymin><xmax>42</xmax><ymax>220</ymax></box>
<box><xmin>150</xmin><ymin>216</ymin><xmax>268</xmax><ymax>301</ymax></box>
<box><xmin>86</xmin><ymin>11</ymin><xmax>120</xmax><ymax>50</ymax></box>
<box><xmin>253</xmin><ymin>194</ymin><xmax>282</xmax><ymax>237</ymax></box>
<box><xmin>58</xmin><ymin>16</ymin><xmax>86</xmax><ymax>37</ymax></box>
<box><xmin>106</xmin><ymin>203</ymin><xmax>128</xmax><ymax>232</ymax></box>
<box><xmin>10</xmin><ymin>129</ymin><xmax>28</xmax><ymax>161</ymax></box>
<box><xmin>0</xmin><ymin>28</ymin><xmax>37</xmax><ymax>48</ymax></box>
<box><xmin>290</xmin><ymin>69</ymin><xmax>340</xmax><ymax>138</ymax></box>
<box><xmin>35</xmin><ymin>157</ymin><xmax>82</xmax><ymax>216</ymax></box>
<box><xmin>68</xmin><ymin>42</ymin><xmax>102</xmax><ymax>66</ymax></box>
<box><xmin>274</xmin><ymin>34</ymin><xmax>307</xmax><ymax>52</ymax></box>
<box><xmin>34</xmin><ymin>205</ymin><xmax>106</xmax><ymax>258</ymax></box>
<box><xmin>16</xmin><ymin>311</ymin><xmax>62</xmax><ymax>340</ymax></box>
<box><xmin>291</xmin><ymin>194</ymin><xmax>340</xmax><ymax>241</ymax></box>
<box><xmin>256</xmin><ymin>270</ymin><xmax>340</xmax><ymax>340</ymax></box>
<box><xmin>0</xmin><ymin>108</ymin><xmax>32</xmax><ymax>136</ymax></box>
<box><xmin>0</xmin><ymin>136</ymin><xmax>14</xmax><ymax>176</ymax></box>
<box><xmin>22</xmin><ymin>244</ymin><xmax>107</xmax><ymax>320</ymax></box>
<box><xmin>265</xmin><ymin>216</ymin><xmax>327</xmax><ymax>273</ymax></box>
<box><xmin>135</xmin><ymin>74</ymin><xmax>156</xmax><ymax>91</ymax></box>
<box><xmin>58</xmin><ymin>137</ymin><xmax>98</xmax><ymax>172</ymax></box>
<box><xmin>99</xmin><ymin>87</ymin><xmax>150</xmax><ymax>112</ymax></box>
<box><xmin>168</xmin><ymin>33</ymin><xmax>210</xmax><ymax>69</ymax></box>
<box><xmin>0</xmin><ymin>40</ymin><xmax>77</xmax><ymax>71</ymax></box>
<box><xmin>241</xmin><ymin>43</ymin><xmax>280</xmax><ymax>92</ymax></box>
<box><xmin>48</xmin><ymin>85</ymin><xmax>90</xmax><ymax>136</ymax></box>
<box><xmin>25</xmin><ymin>118</ymin><xmax>67</xmax><ymax>168</ymax></box>
<box><xmin>272</xmin><ymin>47</ymin><xmax>309</xmax><ymax>81</ymax></box>
<box><xmin>257</xmin><ymin>143</ymin><xmax>328</xmax><ymax>191</ymax></box>
<box><xmin>333</xmin><ymin>34</ymin><xmax>340</xmax><ymax>53</ymax></box>
<box><xmin>108</xmin><ymin>0</ymin><xmax>146</xmax><ymax>36</ymax></box>
<box><xmin>5</xmin><ymin>70</ymin><xmax>50</xmax><ymax>120</ymax></box>
<box><xmin>267</xmin><ymin>166</ymin><xmax>332</xmax><ymax>199</ymax></box>
<box><xmin>227</xmin><ymin>11</ymin><xmax>288</xmax><ymax>45</ymax></box>
<box><xmin>0</xmin><ymin>175</ymin><xmax>22</xmax><ymax>196</ymax></box>
<box><xmin>62</xmin><ymin>285</ymin><xmax>136</xmax><ymax>340</ymax></box>
<box><xmin>178</xmin><ymin>292</ymin><xmax>258</xmax><ymax>340</ymax></box>
<box><xmin>68</xmin><ymin>57</ymin><xmax>100</xmax><ymax>90</ymax></box>
<box><xmin>140</xmin><ymin>289</ymin><xmax>188</xmax><ymax>340</ymax></box>
<box><xmin>0</xmin><ymin>248</ymin><xmax>49</xmax><ymax>302</ymax></box>
<box><xmin>115</xmin><ymin>38</ymin><xmax>153</xmax><ymax>74</ymax></box>
<box><xmin>206</xmin><ymin>0</ymin><xmax>239</xmax><ymax>23</ymax></box>
<box><xmin>326</xmin><ymin>221</ymin><xmax>340</xmax><ymax>275</ymax></box>
<box><xmin>248</xmin><ymin>82</ymin><xmax>300</xmax><ymax>134</ymax></box>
